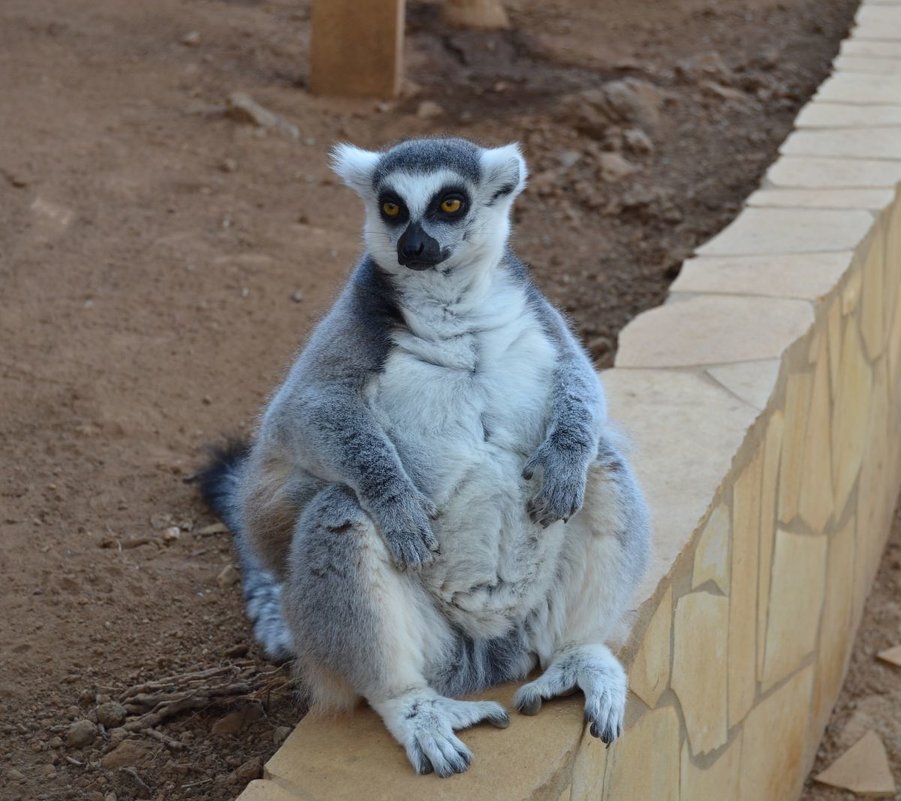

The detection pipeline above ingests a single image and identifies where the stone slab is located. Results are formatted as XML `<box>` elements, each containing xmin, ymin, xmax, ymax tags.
<box><xmin>841</xmin><ymin>39</ymin><xmax>901</xmax><ymax>58</ymax></box>
<box><xmin>876</xmin><ymin>644</ymin><xmax>901</xmax><ymax>666</ymax></box>
<box><xmin>835</xmin><ymin>55</ymin><xmax>901</xmax><ymax>74</ymax></box>
<box><xmin>739</xmin><ymin>666</ymin><xmax>815</xmax><ymax>801</ymax></box>
<box><xmin>813</xmin><ymin>730</ymin><xmax>897</xmax><ymax>796</ymax></box>
<box><xmin>671</xmin><ymin>592</ymin><xmax>729</xmax><ymax>755</ymax></box>
<box><xmin>767</xmin><ymin>156</ymin><xmax>901</xmax><ymax>188</ymax></box>
<box><xmin>747</xmin><ymin>188</ymin><xmax>894</xmax><ymax>210</ymax></box>
<box><xmin>629</xmin><ymin>585</ymin><xmax>673</xmax><ymax>708</ymax></box>
<box><xmin>265</xmin><ymin>684</ymin><xmax>582</xmax><ymax>801</ymax></box>
<box><xmin>680</xmin><ymin>732</ymin><xmax>742</xmax><ymax>801</ymax></box>
<box><xmin>695</xmin><ymin>208</ymin><xmax>875</xmax><ymax>256</ymax></box>
<box><xmin>796</xmin><ymin>102</ymin><xmax>901</xmax><ymax>128</ymax></box>
<box><xmin>855</xmin><ymin>5</ymin><xmax>901</xmax><ymax>39</ymax></box>
<box><xmin>761</xmin><ymin>530</ymin><xmax>828</xmax><ymax>691</ymax></box>
<box><xmin>782</xmin><ymin>127</ymin><xmax>901</xmax><ymax>160</ymax></box>
<box><xmin>707</xmin><ymin>360</ymin><xmax>780</xmax><ymax>412</ymax></box>
<box><xmin>692</xmin><ymin>504</ymin><xmax>731</xmax><ymax>593</ymax></box>
<box><xmin>616</xmin><ymin>295</ymin><xmax>813</xmax><ymax>368</ymax></box>
<box><xmin>602</xmin><ymin>369</ymin><xmax>759</xmax><ymax>600</ymax></box>
<box><xmin>671</xmin><ymin>252</ymin><xmax>852</xmax><ymax>300</ymax></box>
<box><xmin>816</xmin><ymin>73</ymin><xmax>901</xmax><ymax>104</ymax></box>
<box><xmin>236</xmin><ymin>781</ymin><xmax>304</xmax><ymax>801</ymax></box>
<box><xmin>603</xmin><ymin>706</ymin><xmax>680</xmax><ymax>801</ymax></box>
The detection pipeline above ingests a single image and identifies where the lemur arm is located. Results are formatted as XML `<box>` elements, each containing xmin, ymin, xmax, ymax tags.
<box><xmin>523</xmin><ymin>286</ymin><xmax>606</xmax><ymax>526</ymax></box>
<box><xmin>264</xmin><ymin>258</ymin><xmax>439</xmax><ymax>569</ymax></box>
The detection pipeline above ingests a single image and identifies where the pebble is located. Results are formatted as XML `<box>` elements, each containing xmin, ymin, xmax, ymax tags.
<box><xmin>416</xmin><ymin>100</ymin><xmax>445</xmax><ymax>119</ymax></box>
<box><xmin>623</xmin><ymin>128</ymin><xmax>654</xmax><ymax>155</ymax></box>
<box><xmin>162</xmin><ymin>526</ymin><xmax>181</xmax><ymax>544</ymax></box>
<box><xmin>235</xmin><ymin>756</ymin><xmax>263</xmax><ymax>782</ymax></box>
<box><xmin>182</xmin><ymin>31</ymin><xmax>201</xmax><ymax>46</ymax></box>
<box><xmin>101</xmin><ymin>739</ymin><xmax>152</xmax><ymax>770</ymax></box>
<box><xmin>96</xmin><ymin>701</ymin><xmax>127</xmax><ymax>729</ymax></box>
<box><xmin>6</xmin><ymin>767</ymin><xmax>25</xmax><ymax>782</ymax></box>
<box><xmin>290</xmin><ymin>289</ymin><xmax>304</xmax><ymax>303</ymax></box>
<box><xmin>221</xmin><ymin>158</ymin><xmax>239</xmax><ymax>173</ymax></box>
<box><xmin>273</xmin><ymin>725</ymin><xmax>292</xmax><ymax>747</ymax></box>
<box><xmin>66</xmin><ymin>719</ymin><xmax>97</xmax><ymax>748</ymax></box>
<box><xmin>211</xmin><ymin>710</ymin><xmax>245</xmax><ymax>736</ymax></box>
<box><xmin>599</xmin><ymin>152</ymin><xmax>639</xmax><ymax>182</ymax></box>
<box><xmin>217</xmin><ymin>563</ymin><xmax>239</xmax><ymax>588</ymax></box>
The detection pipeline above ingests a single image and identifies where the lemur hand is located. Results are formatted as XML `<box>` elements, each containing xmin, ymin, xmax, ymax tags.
<box><xmin>522</xmin><ymin>439</ymin><xmax>590</xmax><ymax>527</ymax></box>
<box><xmin>371</xmin><ymin>484</ymin><xmax>440</xmax><ymax>570</ymax></box>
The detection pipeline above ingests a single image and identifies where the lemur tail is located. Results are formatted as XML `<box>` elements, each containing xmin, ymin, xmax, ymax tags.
<box><xmin>197</xmin><ymin>441</ymin><xmax>294</xmax><ymax>663</ymax></box>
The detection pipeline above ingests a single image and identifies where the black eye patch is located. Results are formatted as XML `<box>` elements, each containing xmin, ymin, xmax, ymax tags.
<box><xmin>427</xmin><ymin>185</ymin><xmax>470</xmax><ymax>223</ymax></box>
<box><xmin>377</xmin><ymin>191</ymin><xmax>409</xmax><ymax>225</ymax></box>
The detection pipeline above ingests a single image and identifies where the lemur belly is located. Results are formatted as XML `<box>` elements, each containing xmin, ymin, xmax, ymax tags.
<box><xmin>367</xmin><ymin>282</ymin><xmax>564</xmax><ymax>639</ymax></box>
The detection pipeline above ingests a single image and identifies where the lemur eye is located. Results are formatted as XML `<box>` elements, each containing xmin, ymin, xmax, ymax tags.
<box><xmin>440</xmin><ymin>197</ymin><xmax>463</xmax><ymax>214</ymax></box>
<box><xmin>382</xmin><ymin>201</ymin><xmax>400</xmax><ymax>217</ymax></box>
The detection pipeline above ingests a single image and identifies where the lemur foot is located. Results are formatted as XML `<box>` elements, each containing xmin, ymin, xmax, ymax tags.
<box><xmin>513</xmin><ymin>644</ymin><xmax>626</xmax><ymax>745</ymax></box>
<box><xmin>377</xmin><ymin>692</ymin><xmax>509</xmax><ymax>777</ymax></box>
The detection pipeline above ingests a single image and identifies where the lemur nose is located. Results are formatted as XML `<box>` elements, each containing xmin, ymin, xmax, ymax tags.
<box><xmin>397</xmin><ymin>221</ymin><xmax>442</xmax><ymax>270</ymax></box>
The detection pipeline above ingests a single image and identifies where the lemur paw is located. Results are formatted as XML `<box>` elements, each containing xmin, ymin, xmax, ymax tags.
<box><xmin>522</xmin><ymin>442</ymin><xmax>588</xmax><ymax>527</ymax></box>
<box><xmin>380</xmin><ymin>694</ymin><xmax>509</xmax><ymax>778</ymax></box>
<box><xmin>375</xmin><ymin>490</ymin><xmax>440</xmax><ymax>571</ymax></box>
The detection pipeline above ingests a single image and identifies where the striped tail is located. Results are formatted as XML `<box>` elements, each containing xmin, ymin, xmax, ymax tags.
<box><xmin>197</xmin><ymin>442</ymin><xmax>294</xmax><ymax>662</ymax></box>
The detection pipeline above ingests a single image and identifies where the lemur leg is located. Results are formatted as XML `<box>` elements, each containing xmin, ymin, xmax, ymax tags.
<box><xmin>514</xmin><ymin>441</ymin><xmax>650</xmax><ymax>744</ymax></box>
<box><xmin>282</xmin><ymin>484</ymin><xmax>510</xmax><ymax>777</ymax></box>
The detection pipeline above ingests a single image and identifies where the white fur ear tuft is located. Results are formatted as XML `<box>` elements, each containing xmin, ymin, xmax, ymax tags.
<box><xmin>329</xmin><ymin>143</ymin><xmax>380</xmax><ymax>196</ymax></box>
<box><xmin>480</xmin><ymin>143</ymin><xmax>528</xmax><ymax>202</ymax></box>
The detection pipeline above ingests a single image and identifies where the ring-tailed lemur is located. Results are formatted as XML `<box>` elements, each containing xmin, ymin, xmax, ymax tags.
<box><xmin>199</xmin><ymin>137</ymin><xmax>650</xmax><ymax>778</ymax></box>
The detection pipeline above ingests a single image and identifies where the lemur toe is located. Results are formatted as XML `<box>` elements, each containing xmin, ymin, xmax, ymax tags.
<box><xmin>513</xmin><ymin>686</ymin><xmax>543</xmax><ymax>716</ymax></box>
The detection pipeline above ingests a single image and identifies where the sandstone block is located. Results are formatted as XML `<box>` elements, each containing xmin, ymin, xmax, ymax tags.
<box><xmin>761</xmin><ymin>530</ymin><xmax>828</xmax><ymax>691</ymax></box>
<box><xmin>672</xmin><ymin>592</ymin><xmax>729</xmax><ymax>755</ymax></box>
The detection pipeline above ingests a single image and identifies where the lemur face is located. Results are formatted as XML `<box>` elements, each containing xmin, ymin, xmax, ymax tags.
<box><xmin>331</xmin><ymin>138</ymin><xmax>527</xmax><ymax>276</ymax></box>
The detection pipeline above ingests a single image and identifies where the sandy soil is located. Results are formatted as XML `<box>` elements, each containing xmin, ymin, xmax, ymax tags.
<box><xmin>0</xmin><ymin>0</ymin><xmax>880</xmax><ymax>799</ymax></box>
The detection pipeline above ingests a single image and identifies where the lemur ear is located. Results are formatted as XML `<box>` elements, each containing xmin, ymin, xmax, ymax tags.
<box><xmin>480</xmin><ymin>143</ymin><xmax>528</xmax><ymax>203</ymax></box>
<box><xmin>330</xmin><ymin>143</ymin><xmax>380</xmax><ymax>197</ymax></box>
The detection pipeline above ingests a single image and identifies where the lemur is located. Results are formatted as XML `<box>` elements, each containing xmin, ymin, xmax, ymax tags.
<box><xmin>199</xmin><ymin>137</ymin><xmax>650</xmax><ymax>778</ymax></box>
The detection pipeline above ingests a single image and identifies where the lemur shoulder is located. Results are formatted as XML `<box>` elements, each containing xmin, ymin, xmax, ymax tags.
<box><xmin>200</xmin><ymin>137</ymin><xmax>650</xmax><ymax>778</ymax></box>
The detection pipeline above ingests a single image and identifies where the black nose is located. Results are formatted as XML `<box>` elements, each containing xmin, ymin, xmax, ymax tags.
<box><xmin>397</xmin><ymin>222</ymin><xmax>442</xmax><ymax>270</ymax></box>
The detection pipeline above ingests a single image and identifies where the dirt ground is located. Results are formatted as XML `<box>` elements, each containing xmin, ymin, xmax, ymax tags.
<box><xmin>0</xmin><ymin>0</ymin><xmax>885</xmax><ymax>799</ymax></box>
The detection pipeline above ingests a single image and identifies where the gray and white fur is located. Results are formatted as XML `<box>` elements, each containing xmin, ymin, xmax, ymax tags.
<box><xmin>199</xmin><ymin>137</ymin><xmax>650</xmax><ymax>777</ymax></box>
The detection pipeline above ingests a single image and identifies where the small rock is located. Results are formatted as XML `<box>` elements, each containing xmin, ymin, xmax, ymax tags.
<box><xmin>235</xmin><ymin>756</ymin><xmax>263</xmax><ymax>782</ymax></box>
<box><xmin>96</xmin><ymin>701</ymin><xmax>127</xmax><ymax>729</ymax></box>
<box><xmin>273</xmin><ymin>725</ymin><xmax>292</xmax><ymax>747</ymax></box>
<box><xmin>105</xmin><ymin>794</ymin><xmax>118</xmax><ymax>801</ymax></box>
<box><xmin>227</xmin><ymin>92</ymin><xmax>299</xmax><ymax>140</ymax></box>
<box><xmin>599</xmin><ymin>152</ymin><xmax>639</xmax><ymax>182</ymax></box>
<box><xmin>211</xmin><ymin>710</ymin><xmax>245</xmax><ymax>736</ymax></box>
<box><xmin>39</xmin><ymin>763</ymin><xmax>56</xmax><ymax>779</ymax></box>
<box><xmin>221</xmin><ymin>158</ymin><xmax>238</xmax><ymax>173</ymax></box>
<box><xmin>66</xmin><ymin>719</ymin><xmax>97</xmax><ymax>748</ymax></box>
<box><xmin>623</xmin><ymin>128</ymin><xmax>654</xmax><ymax>155</ymax></box>
<box><xmin>48</xmin><ymin>736</ymin><xmax>63</xmax><ymax>749</ymax></box>
<box><xmin>217</xmin><ymin>563</ymin><xmax>239</xmax><ymax>588</ymax></box>
<box><xmin>557</xmin><ymin>150</ymin><xmax>581</xmax><ymax>170</ymax></box>
<box><xmin>674</xmin><ymin>51</ymin><xmax>731</xmax><ymax>84</ymax></box>
<box><xmin>182</xmin><ymin>30</ymin><xmax>200</xmax><ymax>46</ymax></box>
<box><xmin>290</xmin><ymin>289</ymin><xmax>304</xmax><ymax>303</ymax></box>
<box><xmin>149</xmin><ymin>513</ymin><xmax>174</xmax><ymax>530</ymax></box>
<box><xmin>108</xmin><ymin>727</ymin><xmax>128</xmax><ymax>748</ymax></box>
<box><xmin>101</xmin><ymin>739</ymin><xmax>152</xmax><ymax>770</ymax></box>
<box><xmin>6</xmin><ymin>767</ymin><xmax>25</xmax><ymax>782</ymax></box>
<box><xmin>162</xmin><ymin>526</ymin><xmax>181</xmax><ymax>544</ymax></box>
<box><xmin>701</xmin><ymin>81</ymin><xmax>746</xmax><ymax>102</ymax></box>
<box><xmin>416</xmin><ymin>100</ymin><xmax>445</xmax><ymax>119</ymax></box>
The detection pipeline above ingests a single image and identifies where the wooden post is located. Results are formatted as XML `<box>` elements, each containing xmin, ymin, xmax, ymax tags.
<box><xmin>442</xmin><ymin>0</ymin><xmax>509</xmax><ymax>29</ymax></box>
<box><xmin>310</xmin><ymin>0</ymin><xmax>405</xmax><ymax>98</ymax></box>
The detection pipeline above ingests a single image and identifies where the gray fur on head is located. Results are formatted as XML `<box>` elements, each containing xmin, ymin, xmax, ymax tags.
<box><xmin>331</xmin><ymin>138</ymin><xmax>527</xmax><ymax>277</ymax></box>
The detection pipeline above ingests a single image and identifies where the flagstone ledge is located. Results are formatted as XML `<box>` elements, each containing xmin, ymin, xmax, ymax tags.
<box><xmin>237</xmin><ymin>18</ymin><xmax>901</xmax><ymax>801</ymax></box>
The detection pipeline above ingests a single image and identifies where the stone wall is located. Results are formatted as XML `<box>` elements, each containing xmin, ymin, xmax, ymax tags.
<box><xmin>237</xmin><ymin>3</ymin><xmax>901</xmax><ymax>799</ymax></box>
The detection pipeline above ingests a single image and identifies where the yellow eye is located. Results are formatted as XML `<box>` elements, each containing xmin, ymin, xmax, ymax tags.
<box><xmin>440</xmin><ymin>197</ymin><xmax>463</xmax><ymax>214</ymax></box>
<box><xmin>382</xmin><ymin>201</ymin><xmax>400</xmax><ymax>217</ymax></box>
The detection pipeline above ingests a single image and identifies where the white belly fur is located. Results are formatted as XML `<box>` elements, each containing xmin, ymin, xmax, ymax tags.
<box><xmin>367</xmin><ymin>274</ymin><xmax>565</xmax><ymax>638</ymax></box>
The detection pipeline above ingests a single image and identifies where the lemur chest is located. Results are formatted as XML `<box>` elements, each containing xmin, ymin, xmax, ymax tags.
<box><xmin>366</xmin><ymin>287</ymin><xmax>563</xmax><ymax>637</ymax></box>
